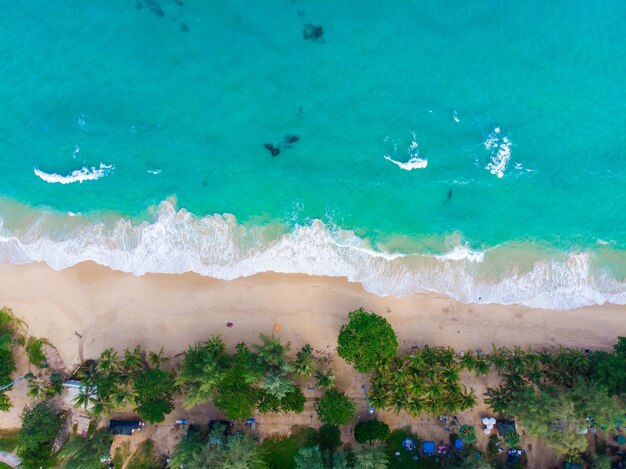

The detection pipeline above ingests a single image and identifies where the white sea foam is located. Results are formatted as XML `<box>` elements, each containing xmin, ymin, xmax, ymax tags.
<box><xmin>484</xmin><ymin>127</ymin><xmax>511</xmax><ymax>178</ymax></box>
<box><xmin>34</xmin><ymin>163</ymin><xmax>114</xmax><ymax>184</ymax></box>
<box><xmin>453</xmin><ymin>110</ymin><xmax>460</xmax><ymax>123</ymax></box>
<box><xmin>147</xmin><ymin>169</ymin><xmax>161</xmax><ymax>175</ymax></box>
<box><xmin>435</xmin><ymin>245</ymin><xmax>484</xmax><ymax>263</ymax></box>
<box><xmin>0</xmin><ymin>200</ymin><xmax>625</xmax><ymax>310</ymax></box>
<box><xmin>383</xmin><ymin>133</ymin><xmax>428</xmax><ymax>171</ymax></box>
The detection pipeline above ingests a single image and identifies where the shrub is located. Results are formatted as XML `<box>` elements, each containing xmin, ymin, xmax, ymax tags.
<box><xmin>354</xmin><ymin>419</ymin><xmax>390</xmax><ymax>444</ymax></box>
<box><xmin>134</xmin><ymin>368</ymin><xmax>175</xmax><ymax>423</ymax></box>
<box><xmin>317</xmin><ymin>424</ymin><xmax>341</xmax><ymax>451</ymax></box>
<box><xmin>314</xmin><ymin>389</ymin><xmax>355</xmax><ymax>425</ymax></box>
<box><xmin>337</xmin><ymin>309</ymin><xmax>398</xmax><ymax>373</ymax></box>
<box><xmin>25</xmin><ymin>337</ymin><xmax>47</xmax><ymax>367</ymax></box>
<box><xmin>16</xmin><ymin>400</ymin><xmax>62</xmax><ymax>468</ymax></box>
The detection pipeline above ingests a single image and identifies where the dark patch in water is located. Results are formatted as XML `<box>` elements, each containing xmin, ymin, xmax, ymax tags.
<box><xmin>180</xmin><ymin>23</ymin><xmax>189</xmax><ymax>32</ymax></box>
<box><xmin>175</xmin><ymin>0</ymin><xmax>184</xmax><ymax>5</ymax></box>
<box><xmin>202</xmin><ymin>179</ymin><xmax>208</xmax><ymax>187</ymax></box>
<box><xmin>447</xmin><ymin>188</ymin><xmax>453</xmax><ymax>200</ymax></box>
<box><xmin>264</xmin><ymin>144</ymin><xmax>281</xmax><ymax>157</ymax></box>
<box><xmin>303</xmin><ymin>24</ymin><xmax>324</xmax><ymax>42</ymax></box>
<box><xmin>297</xmin><ymin>10</ymin><xmax>306</xmax><ymax>17</ymax></box>
<box><xmin>145</xmin><ymin>0</ymin><xmax>165</xmax><ymax>17</ymax></box>
<box><xmin>283</xmin><ymin>134</ymin><xmax>300</xmax><ymax>148</ymax></box>
<box><xmin>134</xmin><ymin>1</ymin><xmax>143</xmax><ymax>10</ymax></box>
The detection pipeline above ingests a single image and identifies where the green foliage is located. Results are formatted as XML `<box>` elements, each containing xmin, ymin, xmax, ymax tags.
<box><xmin>294</xmin><ymin>446</ymin><xmax>324</xmax><ymax>469</ymax></box>
<box><xmin>127</xmin><ymin>439</ymin><xmax>159</xmax><ymax>469</ymax></box>
<box><xmin>318</xmin><ymin>424</ymin><xmax>341</xmax><ymax>451</ymax></box>
<box><xmin>502</xmin><ymin>430</ymin><xmax>520</xmax><ymax>447</ymax></box>
<box><xmin>255</xmin><ymin>334</ymin><xmax>290</xmax><ymax>370</ymax></box>
<box><xmin>17</xmin><ymin>400</ymin><xmax>63</xmax><ymax>469</ymax></box>
<box><xmin>354</xmin><ymin>419</ymin><xmax>390</xmax><ymax>445</ymax></box>
<box><xmin>384</xmin><ymin>429</ymin><xmax>421</xmax><ymax>468</ymax></box>
<box><xmin>0</xmin><ymin>349</ymin><xmax>16</xmax><ymax>411</ymax></box>
<box><xmin>0</xmin><ymin>308</ymin><xmax>24</xmax><ymax>335</ymax></box>
<box><xmin>314</xmin><ymin>389</ymin><xmax>355</xmax><ymax>425</ymax></box>
<box><xmin>507</xmin><ymin>386</ymin><xmax>587</xmax><ymax>455</ymax></box>
<box><xmin>292</xmin><ymin>344</ymin><xmax>315</xmax><ymax>378</ymax></box>
<box><xmin>169</xmin><ymin>432</ymin><xmax>268</xmax><ymax>469</ymax></box>
<box><xmin>352</xmin><ymin>445</ymin><xmax>389</xmax><ymax>469</ymax></box>
<box><xmin>0</xmin><ymin>428</ymin><xmax>19</xmax><ymax>452</ymax></box>
<box><xmin>175</xmin><ymin>336</ymin><xmax>228</xmax><ymax>408</ymax></box>
<box><xmin>134</xmin><ymin>368</ymin><xmax>175</xmax><ymax>423</ymax></box>
<box><xmin>25</xmin><ymin>337</ymin><xmax>47</xmax><ymax>367</ymax></box>
<box><xmin>337</xmin><ymin>308</ymin><xmax>398</xmax><ymax>373</ymax></box>
<box><xmin>459</xmin><ymin>425</ymin><xmax>477</xmax><ymax>444</ymax></box>
<box><xmin>370</xmin><ymin>346</ymin><xmax>477</xmax><ymax>416</ymax></box>
<box><xmin>588</xmin><ymin>453</ymin><xmax>612</xmax><ymax>469</ymax></box>
<box><xmin>57</xmin><ymin>428</ymin><xmax>113</xmax><ymax>469</ymax></box>
<box><xmin>589</xmin><ymin>337</ymin><xmax>626</xmax><ymax>399</ymax></box>
<box><xmin>314</xmin><ymin>368</ymin><xmax>336</xmax><ymax>389</ymax></box>
<box><xmin>258</xmin><ymin>385</ymin><xmax>305</xmax><ymax>414</ymax></box>
<box><xmin>259</xmin><ymin>426</ymin><xmax>317</xmax><ymax>469</ymax></box>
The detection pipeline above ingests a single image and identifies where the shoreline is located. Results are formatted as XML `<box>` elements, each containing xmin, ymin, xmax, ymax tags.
<box><xmin>0</xmin><ymin>261</ymin><xmax>624</xmax><ymax>370</ymax></box>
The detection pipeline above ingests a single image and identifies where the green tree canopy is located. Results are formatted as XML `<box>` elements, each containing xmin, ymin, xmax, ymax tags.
<box><xmin>169</xmin><ymin>432</ymin><xmax>267</xmax><ymax>469</ymax></box>
<box><xmin>318</xmin><ymin>424</ymin><xmax>341</xmax><ymax>451</ymax></box>
<box><xmin>315</xmin><ymin>389</ymin><xmax>356</xmax><ymax>425</ymax></box>
<box><xmin>352</xmin><ymin>445</ymin><xmax>389</xmax><ymax>469</ymax></box>
<box><xmin>134</xmin><ymin>367</ymin><xmax>175</xmax><ymax>423</ymax></box>
<box><xmin>57</xmin><ymin>428</ymin><xmax>112</xmax><ymax>469</ymax></box>
<box><xmin>337</xmin><ymin>309</ymin><xmax>398</xmax><ymax>373</ymax></box>
<box><xmin>17</xmin><ymin>400</ymin><xmax>63</xmax><ymax>469</ymax></box>
<box><xmin>589</xmin><ymin>336</ymin><xmax>626</xmax><ymax>400</ymax></box>
<box><xmin>354</xmin><ymin>419</ymin><xmax>390</xmax><ymax>445</ymax></box>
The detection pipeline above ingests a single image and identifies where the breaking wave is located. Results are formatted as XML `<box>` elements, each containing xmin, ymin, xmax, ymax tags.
<box><xmin>484</xmin><ymin>127</ymin><xmax>511</xmax><ymax>178</ymax></box>
<box><xmin>0</xmin><ymin>200</ymin><xmax>625</xmax><ymax>310</ymax></box>
<box><xmin>384</xmin><ymin>132</ymin><xmax>428</xmax><ymax>171</ymax></box>
<box><xmin>34</xmin><ymin>163</ymin><xmax>114</xmax><ymax>184</ymax></box>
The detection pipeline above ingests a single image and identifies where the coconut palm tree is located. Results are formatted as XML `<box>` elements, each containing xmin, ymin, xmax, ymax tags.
<box><xmin>409</xmin><ymin>350</ymin><xmax>426</xmax><ymax>371</ymax></box>
<box><xmin>122</xmin><ymin>346</ymin><xmax>145</xmax><ymax>374</ymax></box>
<box><xmin>292</xmin><ymin>345</ymin><xmax>315</xmax><ymax>378</ymax></box>
<box><xmin>459</xmin><ymin>350</ymin><xmax>478</xmax><ymax>371</ymax></box>
<box><xmin>484</xmin><ymin>385</ymin><xmax>511</xmax><ymax>414</ymax></box>
<box><xmin>148</xmin><ymin>347</ymin><xmax>169</xmax><ymax>369</ymax></box>
<box><xmin>421</xmin><ymin>346</ymin><xmax>439</xmax><ymax>367</ymax></box>
<box><xmin>353</xmin><ymin>445</ymin><xmax>389</xmax><ymax>469</ymax></box>
<box><xmin>73</xmin><ymin>383</ymin><xmax>98</xmax><ymax>410</ymax></box>
<box><xmin>440</xmin><ymin>366</ymin><xmax>460</xmax><ymax>383</ymax></box>
<box><xmin>315</xmin><ymin>368</ymin><xmax>336</xmax><ymax>389</ymax></box>
<box><xmin>474</xmin><ymin>356</ymin><xmax>491</xmax><ymax>376</ymax></box>
<box><xmin>438</xmin><ymin>347</ymin><xmax>456</xmax><ymax>368</ymax></box>
<box><xmin>98</xmin><ymin>348</ymin><xmax>122</xmax><ymax>375</ymax></box>
<box><xmin>203</xmin><ymin>335</ymin><xmax>226</xmax><ymax>356</ymax></box>
<box><xmin>407</xmin><ymin>398</ymin><xmax>425</xmax><ymax>416</ymax></box>
<box><xmin>26</xmin><ymin>380</ymin><xmax>44</xmax><ymax>399</ymax></box>
<box><xmin>489</xmin><ymin>345</ymin><xmax>510</xmax><ymax>372</ymax></box>
<box><xmin>261</xmin><ymin>371</ymin><xmax>293</xmax><ymax>399</ymax></box>
<box><xmin>255</xmin><ymin>334</ymin><xmax>290</xmax><ymax>370</ymax></box>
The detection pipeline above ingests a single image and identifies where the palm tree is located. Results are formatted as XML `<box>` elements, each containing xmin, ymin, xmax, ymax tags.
<box><xmin>98</xmin><ymin>348</ymin><xmax>122</xmax><ymax>375</ymax></box>
<box><xmin>57</xmin><ymin>428</ymin><xmax>113</xmax><ymax>468</ymax></box>
<box><xmin>458</xmin><ymin>388</ymin><xmax>478</xmax><ymax>410</ymax></box>
<box><xmin>123</xmin><ymin>345</ymin><xmax>145</xmax><ymax>374</ymax></box>
<box><xmin>421</xmin><ymin>346</ymin><xmax>439</xmax><ymax>367</ymax></box>
<box><xmin>315</xmin><ymin>368</ymin><xmax>336</xmax><ymax>389</ymax></box>
<box><xmin>474</xmin><ymin>357</ymin><xmax>491</xmax><ymax>376</ymax></box>
<box><xmin>405</xmin><ymin>374</ymin><xmax>424</xmax><ymax>397</ymax></box>
<box><xmin>291</xmin><ymin>346</ymin><xmax>315</xmax><ymax>378</ymax></box>
<box><xmin>353</xmin><ymin>445</ymin><xmax>389</xmax><ymax>469</ymax></box>
<box><xmin>484</xmin><ymin>385</ymin><xmax>511</xmax><ymax>414</ymax></box>
<box><xmin>409</xmin><ymin>350</ymin><xmax>426</xmax><ymax>371</ymax></box>
<box><xmin>407</xmin><ymin>398</ymin><xmax>425</xmax><ymax>416</ymax></box>
<box><xmin>255</xmin><ymin>334</ymin><xmax>290</xmax><ymax>370</ymax></box>
<box><xmin>26</xmin><ymin>380</ymin><xmax>44</xmax><ymax>399</ymax></box>
<box><xmin>261</xmin><ymin>371</ymin><xmax>293</xmax><ymax>399</ymax></box>
<box><xmin>438</xmin><ymin>347</ymin><xmax>456</xmax><ymax>368</ymax></box>
<box><xmin>489</xmin><ymin>345</ymin><xmax>510</xmax><ymax>372</ymax></box>
<box><xmin>294</xmin><ymin>446</ymin><xmax>324</xmax><ymax>469</ymax></box>
<box><xmin>203</xmin><ymin>335</ymin><xmax>226</xmax><ymax>356</ymax></box>
<box><xmin>459</xmin><ymin>350</ymin><xmax>478</xmax><ymax>371</ymax></box>
<box><xmin>73</xmin><ymin>384</ymin><xmax>98</xmax><ymax>410</ymax></box>
<box><xmin>148</xmin><ymin>347</ymin><xmax>169</xmax><ymax>369</ymax></box>
<box><xmin>440</xmin><ymin>366</ymin><xmax>459</xmax><ymax>383</ymax></box>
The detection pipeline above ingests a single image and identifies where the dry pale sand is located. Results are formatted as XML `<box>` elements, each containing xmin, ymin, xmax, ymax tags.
<box><xmin>0</xmin><ymin>262</ymin><xmax>624</xmax><ymax>466</ymax></box>
<box><xmin>0</xmin><ymin>261</ymin><xmax>624</xmax><ymax>368</ymax></box>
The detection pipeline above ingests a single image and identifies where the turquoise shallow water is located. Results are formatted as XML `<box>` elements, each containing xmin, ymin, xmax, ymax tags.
<box><xmin>0</xmin><ymin>1</ymin><xmax>625</xmax><ymax>308</ymax></box>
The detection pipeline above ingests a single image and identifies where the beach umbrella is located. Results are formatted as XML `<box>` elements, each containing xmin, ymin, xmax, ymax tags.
<box><xmin>482</xmin><ymin>417</ymin><xmax>490</xmax><ymax>425</ymax></box>
<box><xmin>484</xmin><ymin>428</ymin><xmax>491</xmax><ymax>434</ymax></box>
<box><xmin>489</xmin><ymin>417</ymin><xmax>496</xmax><ymax>425</ymax></box>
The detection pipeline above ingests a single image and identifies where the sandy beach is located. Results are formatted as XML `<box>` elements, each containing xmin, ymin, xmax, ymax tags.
<box><xmin>0</xmin><ymin>262</ymin><xmax>624</xmax><ymax>369</ymax></box>
<box><xmin>0</xmin><ymin>262</ymin><xmax>624</xmax><ymax>466</ymax></box>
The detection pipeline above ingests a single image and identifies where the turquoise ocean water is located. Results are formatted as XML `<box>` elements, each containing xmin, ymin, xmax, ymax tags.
<box><xmin>1</xmin><ymin>0</ymin><xmax>625</xmax><ymax>308</ymax></box>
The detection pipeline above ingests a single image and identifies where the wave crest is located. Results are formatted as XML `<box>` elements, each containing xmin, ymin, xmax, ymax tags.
<box><xmin>34</xmin><ymin>163</ymin><xmax>114</xmax><ymax>184</ymax></box>
<box><xmin>0</xmin><ymin>201</ymin><xmax>625</xmax><ymax>309</ymax></box>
